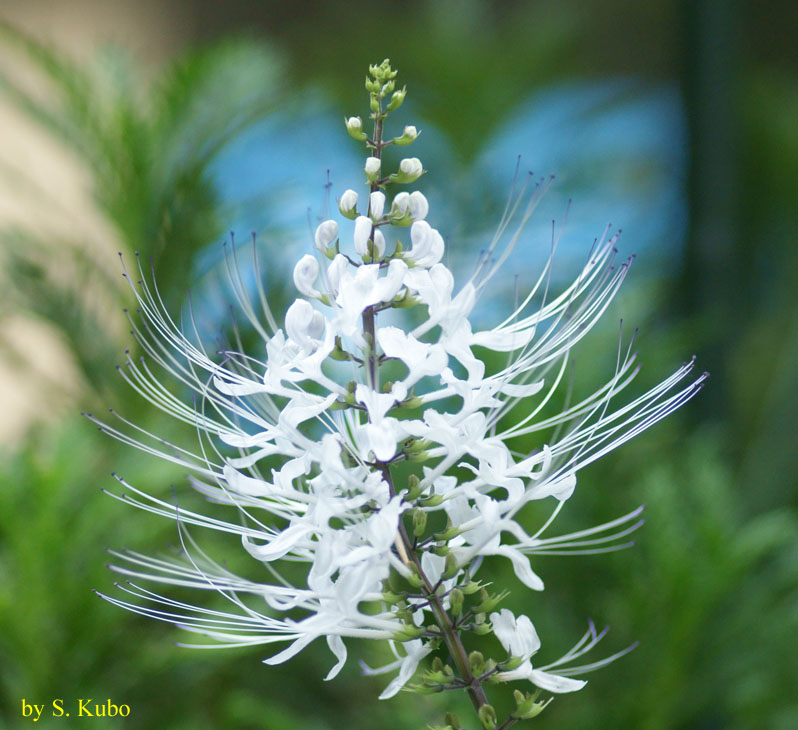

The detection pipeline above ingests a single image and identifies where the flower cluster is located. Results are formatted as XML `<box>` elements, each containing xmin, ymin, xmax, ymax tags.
<box><xmin>92</xmin><ymin>60</ymin><xmax>705</xmax><ymax>727</ymax></box>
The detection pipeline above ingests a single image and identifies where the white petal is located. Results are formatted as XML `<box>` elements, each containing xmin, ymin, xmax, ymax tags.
<box><xmin>528</xmin><ymin>669</ymin><xmax>587</xmax><ymax>693</ymax></box>
<box><xmin>370</xmin><ymin>191</ymin><xmax>386</xmax><ymax>220</ymax></box>
<box><xmin>314</xmin><ymin>220</ymin><xmax>338</xmax><ymax>251</ymax></box>
<box><xmin>325</xmin><ymin>635</ymin><xmax>348</xmax><ymax>680</ymax></box>
<box><xmin>293</xmin><ymin>254</ymin><xmax>320</xmax><ymax>297</ymax></box>
<box><xmin>354</xmin><ymin>216</ymin><xmax>373</xmax><ymax>257</ymax></box>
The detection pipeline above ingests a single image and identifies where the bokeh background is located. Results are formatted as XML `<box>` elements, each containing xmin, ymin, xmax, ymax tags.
<box><xmin>0</xmin><ymin>1</ymin><xmax>796</xmax><ymax>728</ymax></box>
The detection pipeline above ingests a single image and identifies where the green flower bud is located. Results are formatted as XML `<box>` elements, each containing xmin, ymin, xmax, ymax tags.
<box><xmin>392</xmin><ymin>124</ymin><xmax>418</xmax><ymax>145</ymax></box>
<box><xmin>449</xmin><ymin>588</ymin><xmax>464</xmax><ymax>616</ymax></box>
<box><xmin>469</xmin><ymin>651</ymin><xmax>485</xmax><ymax>675</ymax></box>
<box><xmin>387</xmin><ymin>85</ymin><xmax>407</xmax><ymax>111</ymax></box>
<box><xmin>444</xmin><ymin>712</ymin><xmax>461</xmax><ymax>730</ymax></box>
<box><xmin>345</xmin><ymin>116</ymin><xmax>367</xmax><ymax>141</ymax></box>
<box><xmin>478</xmin><ymin>704</ymin><xmax>497</xmax><ymax>730</ymax></box>
<box><xmin>390</xmin><ymin>156</ymin><xmax>425</xmax><ymax>184</ymax></box>
<box><xmin>406</xmin><ymin>473</ymin><xmax>421</xmax><ymax>500</ymax></box>
<box><xmin>443</xmin><ymin>552</ymin><xmax>459</xmax><ymax>579</ymax></box>
<box><xmin>412</xmin><ymin>508</ymin><xmax>427</xmax><ymax>537</ymax></box>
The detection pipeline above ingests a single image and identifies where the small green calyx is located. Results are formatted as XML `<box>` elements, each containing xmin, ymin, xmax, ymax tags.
<box><xmin>411</xmin><ymin>508</ymin><xmax>428</xmax><ymax>537</ymax></box>
<box><xmin>512</xmin><ymin>689</ymin><xmax>551</xmax><ymax>720</ymax></box>
<box><xmin>449</xmin><ymin>588</ymin><xmax>464</xmax><ymax>616</ymax></box>
<box><xmin>477</xmin><ymin>704</ymin><xmax>498</xmax><ymax>730</ymax></box>
<box><xmin>387</xmin><ymin>85</ymin><xmax>407</xmax><ymax>112</ymax></box>
<box><xmin>474</xmin><ymin>588</ymin><xmax>510</xmax><ymax>614</ymax></box>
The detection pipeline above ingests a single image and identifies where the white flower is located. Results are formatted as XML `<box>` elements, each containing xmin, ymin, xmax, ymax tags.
<box><xmin>353</xmin><ymin>215</ymin><xmax>373</xmax><ymax>257</ymax></box>
<box><xmin>365</xmin><ymin>156</ymin><xmax>381</xmax><ymax>180</ymax></box>
<box><xmin>391</xmin><ymin>191</ymin><xmax>409</xmax><ymax>215</ymax></box>
<box><xmin>338</xmin><ymin>189</ymin><xmax>358</xmax><ymax>218</ymax></box>
<box><xmin>369</xmin><ymin>190</ymin><xmax>386</xmax><ymax>220</ymax></box>
<box><xmin>95</xmin><ymin>65</ymin><xmax>704</xmax><ymax>715</ymax></box>
<box><xmin>406</xmin><ymin>220</ymin><xmax>444</xmax><ymax>267</ymax></box>
<box><xmin>490</xmin><ymin>609</ymin><xmax>586</xmax><ymax>693</ymax></box>
<box><xmin>314</xmin><ymin>219</ymin><xmax>338</xmax><ymax>251</ymax></box>
<box><xmin>396</xmin><ymin>156</ymin><xmax>423</xmax><ymax>182</ymax></box>
<box><xmin>293</xmin><ymin>254</ymin><xmax>320</xmax><ymax>298</ymax></box>
<box><xmin>285</xmin><ymin>298</ymin><xmax>325</xmax><ymax>352</ymax></box>
<box><xmin>408</xmin><ymin>191</ymin><xmax>428</xmax><ymax>220</ymax></box>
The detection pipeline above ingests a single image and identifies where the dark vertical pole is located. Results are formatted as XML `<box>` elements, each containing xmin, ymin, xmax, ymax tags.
<box><xmin>679</xmin><ymin>0</ymin><xmax>742</xmax><ymax>417</ymax></box>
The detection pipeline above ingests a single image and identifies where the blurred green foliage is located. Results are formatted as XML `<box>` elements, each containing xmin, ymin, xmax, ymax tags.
<box><xmin>1</xmin><ymin>2</ymin><xmax>796</xmax><ymax>729</ymax></box>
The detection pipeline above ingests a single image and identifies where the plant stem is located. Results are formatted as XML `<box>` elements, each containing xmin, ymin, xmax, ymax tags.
<box><xmin>378</xmin><ymin>463</ymin><xmax>492</xmax><ymax>719</ymax></box>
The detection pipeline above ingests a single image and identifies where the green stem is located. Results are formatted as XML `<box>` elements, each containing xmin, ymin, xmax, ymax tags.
<box><xmin>377</xmin><ymin>463</ymin><xmax>491</xmax><ymax>719</ymax></box>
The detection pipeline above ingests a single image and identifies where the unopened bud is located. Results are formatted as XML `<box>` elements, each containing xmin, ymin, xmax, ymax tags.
<box><xmin>478</xmin><ymin>704</ymin><xmax>497</xmax><ymax>730</ymax></box>
<box><xmin>387</xmin><ymin>85</ymin><xmax>407</xmax><ymax>111</ymax></box>
<box><xmin>393</xmin><ymin>124</ymin><xmax>418</xmax><ymax>145</ymax></box>
<box><xmin>365</xmin><ymin>156</ymin><xmax>381</xmax><ymax>182</ymax></box>
<box><xmin>338</xmin><ymin>189</ymin><xmax>358</xmax><ymax>219</ymax></box>
<box><xmin>345</xmin><ymin>116</ymin><xmax>367</xmax><ymax>141</ymax></box>
<box><xmin>469</xmin><ymin>651</ymin><xmax>485</xmax><ymax>675</ymax></box>
<box><xmin>391</xmin><ymin>157</ymin><xmax>424</xmax><ymax>184</ymax></box>
<box><xmin>369</xmin><ymin>190</ymin><xmax>386</xmax><ymax>220</ymax></box>
<box><xmin>443</xmin><ymin>552</ymin><xmax>459</xmax><ymax>579</ymax></box>
<box><xmin>449</xmin><ymin>588</ymin><xmax>464</xmax><ymax>616</ymax></box>
<box><xmin>353</xmin><ymin>216</ymin><xmax>373</xmax><ymax>257</ymax></box>
<box><xmin>412</xmin><ymin>509</ymin><xmax>427</xmax><ymax>537</ymax></box>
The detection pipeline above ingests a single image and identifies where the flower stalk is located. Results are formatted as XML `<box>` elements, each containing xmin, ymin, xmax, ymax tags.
<box><xmin>93</xmin><ymin>58</ymin><xmax>706</xmax><ymax>729</ymax></box>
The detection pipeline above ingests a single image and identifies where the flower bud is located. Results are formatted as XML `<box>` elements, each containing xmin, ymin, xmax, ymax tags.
<box><xmin>353</xmin><ymin>216</ymin><xmax>373</xmax><ymax>257</ymax></box>
<box><xmin>372</xmin><ymin>228</ymin><xmax>386</xmax><ymax>258</ymax></box>
<box><xmin>449</xmin><ymin>588</ymin><xmax>464</xmax><ymax>616</ymax></box>
<box><xmin>369</xmin><ymin>191</ymin><xmax>386</xmax><ymax>220</ymax></box>
<box><xmin>392</xmin><ymin>124</ymin><xmax>418</xmax><ymax>145</ymax></box>
<box><xmin>338</xmin><ymin>189</ymin><xmax>358</xmax><ymax>219</ymax></box>
<box><xmin>365</xmin><ymin>156</ymin><xmax>381</xmax><ymax>182</ymax></box>
<box><xmin>314</xmin><ymin>219</ymin><xmax>338</xmax><ymax>252</ymax></box>
<box><xmin>345</xmin><ymin>116</ymin><xmax>367</xmax><ymax>141</ymax></box>
<box><xmin>408</xmin><ymin>191</ymin><xmax>429</xmax><ymax>220</ymax></box>
<box><xmin>391</xmin><ymin>157</ymin><xmax>424</xmax><ymax>184</ymax></box>
<box><xmin>412</xmin><ymin>508</ymin><xmax>427</xmax><ymax>537</ymax></box>
<box><xmin>292</xmin><ymin>254</ymin><xmax>320</xmax><ymax>298</ymax></box>
<box><xmin>478</xmin><ymin>704</ymin><xmax>497</xmax><ymax>730</ymax></box>
<box><xmin>386</xmin><ymin>85</ymin><xmax>407</xmax><ymax>112</ymax></box>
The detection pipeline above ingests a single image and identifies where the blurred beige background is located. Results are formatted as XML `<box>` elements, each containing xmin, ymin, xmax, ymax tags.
<box><xmin>0</xmin><ymin>1</ymin><xmax>189</xmax><ymax>442</ymax></box>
